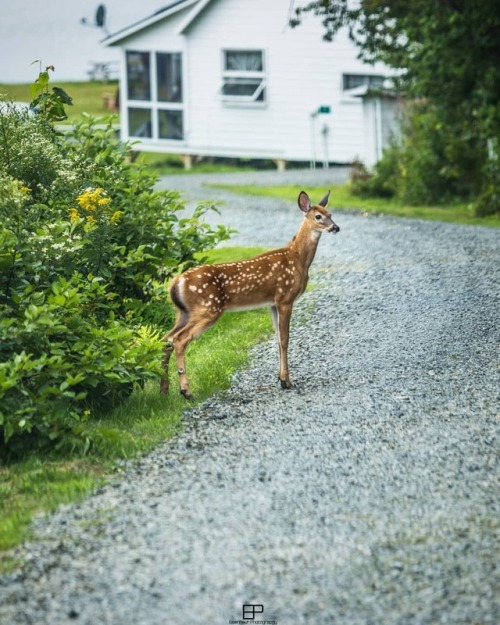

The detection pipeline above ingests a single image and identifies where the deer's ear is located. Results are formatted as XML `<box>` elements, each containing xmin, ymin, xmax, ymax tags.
<box><xmin>298</xmin><ymin>191</ymin><xmax>311</xmax><ymax>213</ymax></box>
<box><xmin>319</xmin><ymin>190</ymin><xmax>330</xmax><ymax>207</ymax></box>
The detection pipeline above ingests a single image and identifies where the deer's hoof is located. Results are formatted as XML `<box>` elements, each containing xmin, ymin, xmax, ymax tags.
<box><xmin>280</xmin><ymin>378</ymin><xmax>293</xmax><ymax>390</ymax></box>
<box><xmin>180</xmin><ymin>388</ymin><xmax>193</xmax><ymax>400</ymax></box>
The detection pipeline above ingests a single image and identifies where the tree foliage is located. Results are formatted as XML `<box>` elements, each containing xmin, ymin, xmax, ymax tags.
<box><xmin>291</xmin><ymin>0</ymin><xmax>500</xmax><ymax>213</ymax></box>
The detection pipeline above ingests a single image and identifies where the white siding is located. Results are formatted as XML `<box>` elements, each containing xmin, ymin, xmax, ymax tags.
<box><xmin>115</xmin><ymin>0</ymin><xmax>392</xmax><ymax>164</ymax></box>
<box><xmin>362</xmin><ymin>96</ymin><xmax>403</xmax><ymax>165</ymax></box>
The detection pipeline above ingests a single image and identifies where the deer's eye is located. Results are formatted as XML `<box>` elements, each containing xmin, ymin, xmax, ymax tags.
<box><xmin>315</xmin><ymin>214</ymin><xmax>322</xmax><ymax>221</ymax></box>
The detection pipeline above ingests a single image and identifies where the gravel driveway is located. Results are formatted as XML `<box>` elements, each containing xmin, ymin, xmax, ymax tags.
<box><xmin>1</xmin><ymin>169</ymin><xmax>499</xmax><ymax>625</ymax></box>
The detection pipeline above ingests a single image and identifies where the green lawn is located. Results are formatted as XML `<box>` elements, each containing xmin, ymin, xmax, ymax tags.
<box><xmin>0</xmin><ymin>246</ymin><xmax>272</xmax><ymax>561</ymax></box>
<box><xmin>208</xmin><ymin>184</ymin><xmax>500</xmax><ymax>228</ymax></box>
<box><xmin>0</xmin><ymin>81</ymin><xmax>119</xmax><ymax>121</ymax></box>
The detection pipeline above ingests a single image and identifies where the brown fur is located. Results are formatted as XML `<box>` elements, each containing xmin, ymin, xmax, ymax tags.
<box><xmin>160</xmin><ymin>190</ymin><xmax>339</xmax><ymax>398</ymax></box>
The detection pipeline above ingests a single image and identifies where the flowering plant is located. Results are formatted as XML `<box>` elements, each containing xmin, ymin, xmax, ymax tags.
<box><xmin>0</xmin><ymin>72</ymin><xmax>230</xmax><ymax>451</ymax></box>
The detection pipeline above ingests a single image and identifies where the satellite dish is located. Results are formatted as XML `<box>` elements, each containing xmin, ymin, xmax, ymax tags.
<box><xmin>80</xmin><ymin>4</ymin><xmax>108</xmax><ymax>33</ymax></box>
<box><xmin>96</xmin><ymin>5</ymin><xmax>106</xmax><ymax>28</ymax></box>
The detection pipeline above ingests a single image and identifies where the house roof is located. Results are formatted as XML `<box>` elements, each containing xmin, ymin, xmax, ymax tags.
<box><xmin>176</xmin><ymin>0</ymin><xmax>214</xmax><ymax>33</ymax></box>
<box><xmin>103</xmin><ymin>0</ymin><xmax>201</xmax><ymax>46</ymax></box>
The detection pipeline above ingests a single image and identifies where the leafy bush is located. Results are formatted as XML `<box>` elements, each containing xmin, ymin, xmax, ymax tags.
<box><xmin>0</xmin><ymin>274</ymin><xmax>163</xmax><ymax>446</ymax></box>
<box><xmin>0</xmin><ymin>73</ymin><xmax>230</xmax><ymax>451</ymax></box>
<box><xmin>474</xmin><ymin>140</ymin><xmax>500</xmax><ymax>216</ymax></box>
<box><xmin>0</xmin><ymin>107</ymin><xmax>66</xmax><ymax>200</ymax></box>
<box><xmin>350</xmin><ymin>103</ymin><xmax>498</xmax><ymax>214</ymax></box>
<box><xmin>349</xmin><ymin>152</ymin><xmax>398</xmax><ymax>199</ymax></box>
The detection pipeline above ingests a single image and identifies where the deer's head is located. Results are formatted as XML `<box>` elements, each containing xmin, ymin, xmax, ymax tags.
<box><xmin>298</xmin><ymin>191</ymin><xmax>340</xmax><ymax>234</ymax></box>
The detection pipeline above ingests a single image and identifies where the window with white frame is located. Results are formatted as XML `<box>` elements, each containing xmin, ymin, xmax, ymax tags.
<box><xmin>126</xmin><ymin>50</ymin><xmax>184</xmax><ymax>141</ymax></box>
<box><xmin>342</xmin><ymin>73</ymin><xmax>385</xmax><ymax>92</ymax></box>
<box><xmin>221</xmin><ymin>50</ymin><xmax>266</xmax><ymax>104</ymax></box>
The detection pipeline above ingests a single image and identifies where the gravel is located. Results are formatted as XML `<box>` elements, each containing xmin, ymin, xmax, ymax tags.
<box><xmin>1</xmin><ymin>169</ymin><xmax>499</xmax><ymax>625</ymax></box>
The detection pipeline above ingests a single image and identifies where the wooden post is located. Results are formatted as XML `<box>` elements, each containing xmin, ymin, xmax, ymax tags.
<box><xmin>181</xmin><ymin>154</ymin><xmax>193</xmax><ymax>170</ymax></box>
<box><xmin>274</xmin><ymin>158</ymin><xmax>287</xmax><ymax>172</ymax></box>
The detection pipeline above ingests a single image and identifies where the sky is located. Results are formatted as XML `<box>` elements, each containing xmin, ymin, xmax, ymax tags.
<box><xmin>0</xmin><ymin>0</ymin><xmax>166</xmax><ymax>84</ymax></box>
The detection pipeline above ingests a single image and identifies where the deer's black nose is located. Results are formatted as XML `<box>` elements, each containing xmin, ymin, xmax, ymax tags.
<box><xmin>330</xmin><ymin>224</ymin><xmax>340</xmax><ymax>233</ymax></box>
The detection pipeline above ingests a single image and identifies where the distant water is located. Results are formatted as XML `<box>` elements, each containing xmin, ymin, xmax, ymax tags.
<box><xmin>0</xmin><ymin>0</ymin><xmax>165</xmax><ymax>84</ymax></box>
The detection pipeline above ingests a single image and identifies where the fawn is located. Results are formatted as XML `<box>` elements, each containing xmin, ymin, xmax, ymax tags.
<box><xmin>160</xmin><ymin>190</ymin><xmax>339</xmax><ymax>398</ymax></box>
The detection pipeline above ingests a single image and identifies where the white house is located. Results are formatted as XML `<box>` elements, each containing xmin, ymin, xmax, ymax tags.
<box><xmin>104</xmin><ymin>0</ymin><xmax>401</xmax><ymax>169</ymax></box>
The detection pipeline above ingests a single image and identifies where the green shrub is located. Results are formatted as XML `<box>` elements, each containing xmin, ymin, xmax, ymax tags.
<box><xmin>0</xmin><ymin>274</ymin><xmax>163</xmax><ymax>447</ymax></box>
<box><xmin>473</xmin><ymin>140</ymin><xmax>500</xmax><ymax>216</ymax></box>
<box><xmin>349</xmin><ymin>152</ymin><xmax>398</xmax><ymax>199</ymax></box>
<box><xmin>60</xmin><ymin>116</ymin><xmax>230</xmax><ymax>324</ymax></box>
<box><xmin>350</xmin><ymin>103</ymin><xmax>491</xmax><ymax>210</ymax></box>
<box><xmin>0</xmin><ymin>107</ymin><xmax>65</xmax><ymax>200</ymax></box>
<box><xmin>0</xmin><ymin>77</ymin><xmax>230</xmax><ymax>452</ymax></box>
<box><xmin>474</xmin><ymin>182</ymin><xmax>500</xmax><ymax>217</ymax></box>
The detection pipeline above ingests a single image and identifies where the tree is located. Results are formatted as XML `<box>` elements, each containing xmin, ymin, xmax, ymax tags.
<box><xmin>291</xmin><ymin>0</ymin><xmax>500</xmax><ymax>213</ymax></box>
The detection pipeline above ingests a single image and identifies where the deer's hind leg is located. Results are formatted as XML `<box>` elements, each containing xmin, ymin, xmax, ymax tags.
<box><xmin>170</xmin><ymin>308</ymin><xmax>223</xmax><ymax>399</ymax></box>
<box><xmin>160</xmin><ymin>310</ymin><xmax>189</xmax><ymax>394</ymax></box>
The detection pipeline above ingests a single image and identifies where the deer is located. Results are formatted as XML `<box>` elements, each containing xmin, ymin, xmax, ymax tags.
<box><xmin>160</xmin><ymin>190</ymin><xmax>340</xmax><ymax>399</ymax></box>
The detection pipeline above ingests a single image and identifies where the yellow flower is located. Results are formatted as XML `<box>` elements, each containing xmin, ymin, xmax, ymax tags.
<box><xmin>69</xmin><ymin>207</ymin><xmax>80</xmax><ymax>222</ymax></box>
<box><xmin>76</xmin><ymin>190</ymin><xmax>91</xmax><ymax>210</ymax></box>
<box><xmin>86</xmin><ymin>214</ymin><xmax>96</xmax><ymax>224</ymax></box>
<box><xmin>110</xmin><ymin>210</ymin><xmax>124</xmax><ymax>223</ymax></box>
<box><xmin>76</xmin><ymin>188</ymin><xmax>110</xmax><ymax>212</ymax></box>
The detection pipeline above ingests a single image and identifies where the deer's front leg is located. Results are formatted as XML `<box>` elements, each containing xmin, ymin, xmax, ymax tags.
<box><xmin>276</xmin><ymin>304</ymin><xmax>293</xmax><ymax>389</ymax></box>
<box><xmin>270</xmin><ymin>305</ymin><xmax>281</xmax><ymax>380</ymax></box>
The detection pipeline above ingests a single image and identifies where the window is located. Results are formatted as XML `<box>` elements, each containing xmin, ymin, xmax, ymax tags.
<box><xmin>127</xmin><ymin>52</ymin><xmax>151</xmax><ymax>101</ymax></box>
<box><xmin>343</xmin><ymin>74</ymin><xmax>385</xmax><ymax>91</ymax></box>
<box><xmin>157</xmin><ymin>53</ymin><xmax>183</xmax><ymax>103</ymax></box>
<box><xmin>222</xmin><ymin>50</ymin><xmax>266</xmax><ymax>104</ymax></box>
<box><xmin>158</xmin><ymin>110</ymin><xmax>183</xmax><ymax>140</ymax></box>
<box><xmin>129</xmin><ymin>108</ymin><xmax>152</xmax><ymax>138</ymax></box>
<box><xmin>125</xmin><ymin>50</ymin><xmax>184</xmax><ymax>141</ymax></box>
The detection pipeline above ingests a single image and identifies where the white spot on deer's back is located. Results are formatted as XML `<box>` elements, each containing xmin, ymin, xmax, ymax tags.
<box><xmin>189</xmin><ymin>285</ymin><xmax>197</xmax><ymax>293</ymax></box>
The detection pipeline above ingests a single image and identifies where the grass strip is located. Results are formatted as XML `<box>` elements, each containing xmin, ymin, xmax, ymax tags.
<box><xmin>207</xmin><ymin>183</ymin><xmax>500</xmax><ymax>228</ymax></box>
<box><xmin>0</xmin><ymin>81</ymin><xmax>119</xmax><ymax>121</ymax></box>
